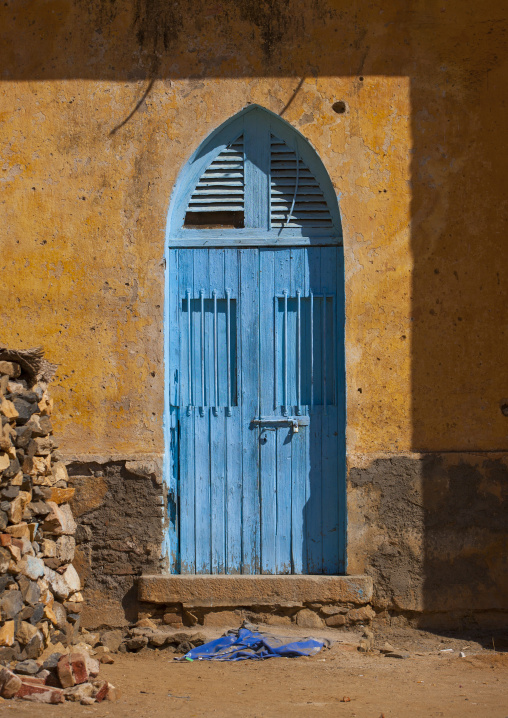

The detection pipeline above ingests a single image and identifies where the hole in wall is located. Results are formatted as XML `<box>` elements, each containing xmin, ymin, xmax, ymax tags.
<box><xmin>332</xmin><ymin>101</ymin><xmax>347</xmax><ymax>114</ymax></box>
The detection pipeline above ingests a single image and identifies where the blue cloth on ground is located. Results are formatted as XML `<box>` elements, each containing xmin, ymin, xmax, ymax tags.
<box><xmin>179</xmin><ymin>627</ymin><xmax>327</xmax><ymax>661</ymax></box>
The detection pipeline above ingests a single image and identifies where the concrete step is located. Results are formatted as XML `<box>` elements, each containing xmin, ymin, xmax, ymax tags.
<box><xmin>138</xmin><ymin>574</ymin><xmax>373</xmax><ymax>608</ymax></box>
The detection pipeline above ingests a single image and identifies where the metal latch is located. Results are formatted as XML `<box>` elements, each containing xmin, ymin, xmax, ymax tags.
<box><xmin>250</xmin><ymin>416</ymin><xmax>310</xmax><ymax>433</ymax></box>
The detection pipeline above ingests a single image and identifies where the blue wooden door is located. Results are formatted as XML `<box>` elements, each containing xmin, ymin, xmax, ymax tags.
<box><xmin>258</xmin><ymin>247</ymin><xmax>343</xmax><ymax>574</ymax></box>
<box><xmin>165</xmin><ymin>106</ymin><xmax>345</xmax><ymax>575</ymax></box>
<box><xmin>168</xmin><ymin>246</ymin><xmax>344</xmax><ymax>574</ymax></box>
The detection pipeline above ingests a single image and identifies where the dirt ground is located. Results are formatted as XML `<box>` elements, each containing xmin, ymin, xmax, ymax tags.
<box><xmin>2</xmin><ymin>626</ymin><xmax>508</xmax><ymax>718</ymax></box>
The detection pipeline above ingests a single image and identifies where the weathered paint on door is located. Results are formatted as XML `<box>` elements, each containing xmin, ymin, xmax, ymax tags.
<box><xmin>167</xmin><ymin>247</ymin><xmax>345</xmax><ymax>574</ymax></box>
<box><xmin>165</xmin><ymin>106</ymin><xmax>345</xmax><ymax>574</ymax></box>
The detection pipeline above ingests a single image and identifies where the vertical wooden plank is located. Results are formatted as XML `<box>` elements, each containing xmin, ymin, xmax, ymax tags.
<box><xmin>274</xmin><ymin>249</ymin><xmax>292</xmax><ymax>573</ymax></box>
<box><xmin>168</xmin><ymin>250</ymin><xmax>180</xmax><ymax>412</ymax></box>
<box><xmin>291</xmin><ymin>423</ymin><xmax>307</xmax><ymax>575</ymax></box>
<box><xmin>225</xmin><ymin>250</ymin><xmax>242</xmax><ymax>573</ymax></box>
<box><xmin>209</xmin><ymin>250</ymin><xmax>226</xmax><ymax>573</ymax></box>
<box><xmin>178</xmin><ymin>249</ymin><xmax>196</xmax><ymax>573</ymax></box>
<box><xmin>306</xmin><ymin>246</ymin><xmax>323</xmax><ymax>573</ymax></box>
<box><xmin>287</xmin><ymin>264</ymin><xmax>296</xmax><ymax>412</ymax></box>
<box><xmin>166</xmin><ymin>249</ymin><xmax>180</xmax><ymax>572</ymax></box>
<box><xmin>302</xmin><ymin>248</ymin><xmax>312</xmax><ymax>574</ymax></box>
<box><xmin>244</xmin><ymin>112</ymin><xmax>271</xmax><ymax>230</ymax></box>
<box><xmin>336</xmin><ymin>247</ymin><xmax>347</xmax><ymax>573</ymax></box>
<box><xmin>321</xmin><ymin>247</ymin><xmax>339</xmax><ymax>574</ymax></box>
<box><xmin>240</xmin><ymin>249</ymin><xmax>260</xmax><ymax>573</ymax></box>
<box><xmin>259</xmin><ymin>249</ymin><xmax>276</xmax><ymax>573</ymax></box>
<box><xmin>193</xmin><ymin>249</ymin><xmax>211</xmax><ymax>573</ymax></box>
<box><xmin>290</xmin><ymin>248</ymin><xmax>305</xmax><ymax>574</ymax></box>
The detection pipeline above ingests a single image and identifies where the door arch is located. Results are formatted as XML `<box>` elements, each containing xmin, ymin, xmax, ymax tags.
<box><xmin>164</xmin><ymin>105</ymin><xmax>346</xmax><ymax>575</ymax></box>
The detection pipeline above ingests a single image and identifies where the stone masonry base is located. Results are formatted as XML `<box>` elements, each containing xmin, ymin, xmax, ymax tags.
<box><xmin>136</xmin><ymin>575</ymin><xmax>508</xmax><ymax>633</ymax></box>
<box><xmin>137</xmin><ymin>574</ymin><xmax>375</xmax><ymax>630</ymax></box>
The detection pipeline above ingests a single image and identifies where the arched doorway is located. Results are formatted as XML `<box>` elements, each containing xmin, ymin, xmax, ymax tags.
<box><xmin>164</xmin><ymin>105</ymin><xmax>345</xmax><ymax>575</ymax></box>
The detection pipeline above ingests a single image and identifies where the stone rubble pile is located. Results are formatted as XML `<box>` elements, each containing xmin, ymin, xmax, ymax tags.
<box><xmin>81</xmin><ymin>620</ymin><xmax>208</xmax><ymax>655</ymax></box>
<box><xmin>0</xmin><ymin>357</ymin><xmax>82</xmax><ymax>662</ymax></box>
<box><xmin>0</xmin><ymin>650</ymin><xmax>118</xmax><ymax>705</ymax></box>
<box><xmin>120</xmin><ymin>619</ymin><xmax>207</xmax><ymax>654</ymax></box>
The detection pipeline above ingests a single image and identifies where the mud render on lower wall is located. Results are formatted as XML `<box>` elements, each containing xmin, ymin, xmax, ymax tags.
<box><xmin>66</xmin><ymin>460</ymin><xmax>165</xmax><ymax>628</ymax></box>
<box><xmin>66</xmin><ymin>451</ymin><xmax>508</xmax><ymax>632</ymax></box>
<box><xmin>348</xmin><ymin>452</ymin><xmax>508</xmax><ymax>630</ymax></box>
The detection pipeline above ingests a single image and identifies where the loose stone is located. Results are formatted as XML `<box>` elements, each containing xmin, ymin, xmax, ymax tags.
<box><xmin>0</xmin><ymin>591</ymin><xmax>24</xmax><ymax>619</ymax></box>
<box><xmin>320</xmin><ymin>605</ymin><xmax>347</xmax><ymax>616</ymax></box>
<box><xmin>16</xmin><ymin>679</ymin><xmax>64</xmax><ymax>704</ymax></box>
<box><xmin>0</xmin><ymin>666</ymin><xmax>22</xmax><ymax>698</ymax></box>
<box><xmin>42</xmin><ymin>502</ymin><xmax>77</xmax><ymax>536</ymax></box>
<box><xmin>99</xmin><ymin>630</ymin><xmax>123</xmax><ymax>653</ymax></box>
<box><xmin>15</xmin><ymin>621</ymin><xmax>38</xmax><ymax>645</ymax></box>
<box><xmin>18</xmin><ymin>555</ymin><xmax>45</xmax><ymax>581</ymax></box>
<box><xmin>57</xmin><ymin>653</ymin><xmax>88</xmax><ymax>688</ymax></box>
<box><xmin>325</xmin><ymin>614</ymin><xmax>347</xmax><ymax>627</ymax></box>
<box><xmin>63</xmin><ymin>682</ymin><xmax>95</xmax><ymax>702</ymax></box>
<box><xmin>295</xmin><ymin>608</ymin><xmax>324</xmax><ymax>629</ymax></box>
<box><xmin>347</xmin><ymin>605</ymin><xmax>376</xmax><ymax>623</ymax></box>
<box><xmin>93</xmin><ymin>680</ymin><xmax>119</xmax><ymax>702</ymax></box>
<box><xmin>0</xmin><ymin>362</ymin><xmax>21</xmax><ymax>378</ymax></box>
<box><xmin>0</xmin><ymin>621</ymin><xmax>15</xmax><ymax>646</ymax></box>
<box><xmin>14</xmin><ymin>659</ymin><xmax>40</xmax><ymax>675</ymax></box>
<box><xmin>12</xmin><ymin>398</ymin><xmax>38</xmax><ymax>424</ymax></box>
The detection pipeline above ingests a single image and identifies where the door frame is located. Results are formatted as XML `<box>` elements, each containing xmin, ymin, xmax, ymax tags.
<box><xmin>163</xmin><ymin>105</ymin><xmax>347</xmax><ymax>575</ymax></box>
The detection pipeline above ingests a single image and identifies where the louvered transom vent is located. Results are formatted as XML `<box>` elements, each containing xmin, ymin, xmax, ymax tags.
<box><xmin>270</xmin><ymin>135</ymin><xmax>333</xmax><ymax>229</ymax></box>
<box><xmin>184</xmin><ymin>135</ymin><xmax>245</xmax><ymax>228</ymax></box>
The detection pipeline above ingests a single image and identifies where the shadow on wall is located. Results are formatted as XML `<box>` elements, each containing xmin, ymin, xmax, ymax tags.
<box><xmin>1</xmin><ymin>0</ymin><xmax>507</xmax><ymax>623</ymax></box>
<box><xmin>409</xmin><ymin>23</ymin><xmax>508</xmax><ymax>627</ymax></box>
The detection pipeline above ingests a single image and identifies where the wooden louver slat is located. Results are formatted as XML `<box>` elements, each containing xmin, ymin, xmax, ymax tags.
<box><xmin>270</xmin><ymin>135</ymin><xmax>333</xmax><ymax>229</ymax></box>
<box><xmin>187</xmin><ymin>136</ymin><xmax>244</xmax><ymax>214</ymax></box>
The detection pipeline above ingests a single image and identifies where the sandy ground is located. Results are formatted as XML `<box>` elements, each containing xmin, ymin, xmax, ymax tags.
<box><xmin>2</xmin><ymin>626</ymin><xmax>508</xmax><ymax>718</ymax></box>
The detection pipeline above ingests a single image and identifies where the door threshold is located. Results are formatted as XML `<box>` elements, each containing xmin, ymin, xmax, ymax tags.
<box><xmin>138</xmin><ymin>574</ymin><xmax>372</xmax><ymax>608</ymax></box>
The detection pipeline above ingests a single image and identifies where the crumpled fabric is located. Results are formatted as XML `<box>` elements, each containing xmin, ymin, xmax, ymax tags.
<box><xmin>178</xmin><ymin>627</ymin><xmax>327</xmax><ymax>662</ymax></box>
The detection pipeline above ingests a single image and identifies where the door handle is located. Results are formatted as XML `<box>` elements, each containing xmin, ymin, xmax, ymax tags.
<box><xmin>250</xmin><ymin>416</ymin><xmax>310</xmax><ymax>433</ymax></box>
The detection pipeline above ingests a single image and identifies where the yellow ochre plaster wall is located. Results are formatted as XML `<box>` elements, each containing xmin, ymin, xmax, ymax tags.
<box><xmin>1</xmin><ymin>72</ymin><xmax>413</xmax><ymax>457</ymax></box>
<box><xmin>3</xmin><ymin>0</ymin><xmax>505</xmax><ymax>458</ymax></box>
